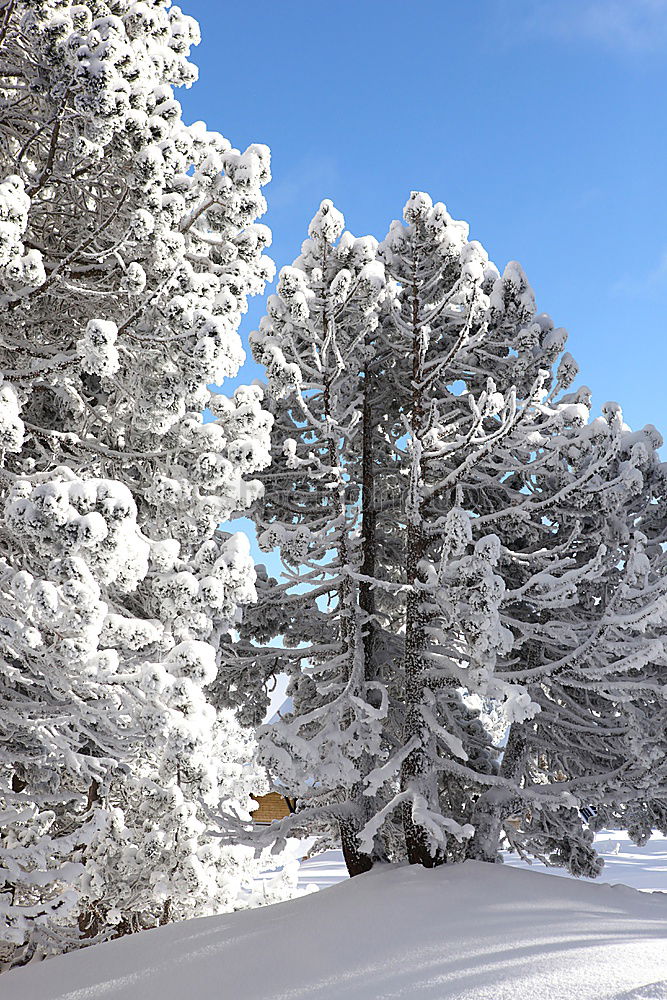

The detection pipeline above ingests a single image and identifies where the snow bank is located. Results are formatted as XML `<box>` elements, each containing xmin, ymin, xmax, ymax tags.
<box><xmin>5</xmin><ymin>860</ymin><xmax>666</xmax><ymax>1000</ymax></box>
<box><xmin>504</xmin><ymin>830</ymin><xmax>667</xmax><ymax>893</ymax></box>
<box><xmin>296</xmin><ymin>831</ymin><xmax>667</xmax><ymax>894</ymax></box>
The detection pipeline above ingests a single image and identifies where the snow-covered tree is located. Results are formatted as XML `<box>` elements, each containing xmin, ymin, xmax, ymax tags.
<box><xmin>470</xmin><ymin>414</ymin><xmax>667</xmax><ymax>872</ymax></box>
<box><xmin>0</xmin><ymin>0</ymin><xmax>289</xmax><ymax>966</ymax></box>
<box><xmin>224</xmin><ymin>200</ymin><xmax>397</xmax><ymax>876</ymax></box>
<box><xmin>369</xmin><ymin>192</ymin><xmax>667</xmax><ymax>870</ymax></box>
<box><xmin>247</xmin><ymin>191</ymin><xmax>667</xmax><ymax>876</ymax></box>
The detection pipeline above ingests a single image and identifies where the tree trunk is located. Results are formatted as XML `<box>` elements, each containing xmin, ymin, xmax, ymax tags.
<box><xmin>323</xmin><ymin>249</ymin><xmax>375</xmax><ymax>878</ymax></box>
<box><xmin>401</xmin><ymin>560</ymin><xmax>443</xmax><ymax>867</ymax></box>
<box><xmin>467</xmin><ymin>792</ymin><xmax>509</xmax><ymax>862</ymax></box>
<box><xmin>468</xmin><ymin>725</ymin><xmax>526</xmax><ymax>862</ymax></box>
<box><xmin>359</xmin><ymin>342</ymin><xmax>377</xmax><ymax>674</ymax></box>
<box><xmin>400</xmin><ymin>270</ymin><xmax>443</xmax><ymax>868</ymax></box>
<box><xmin>77</xmin><ymin>778</ymin><xmax>103</xmax><ymax>937</ymax></box>
<box><xmin>339</xmin><ymin>348</ymin><xmax>379</xmax><ymax>878</ymax></box>
<box><xmin>340</xmin><ymin>818</ymin><xmax>374</xmax><ymax>876</ymax></box>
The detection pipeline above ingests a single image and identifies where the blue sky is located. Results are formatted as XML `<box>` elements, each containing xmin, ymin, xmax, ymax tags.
<box><xmin>180</xmin><ymin>0</ymin><xmax>667</xmax><ymax>439</ymax></box>
<box><xmin>177</xmin><ymin>1</ymin><xmax>667</xmax><ymax>715</ymax></box>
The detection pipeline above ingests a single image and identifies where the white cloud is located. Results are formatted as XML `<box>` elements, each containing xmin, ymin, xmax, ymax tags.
<box><xmin>516</xmin><ymin>0</ymin><xmax>667</xmax><ymax>52</ymax></box>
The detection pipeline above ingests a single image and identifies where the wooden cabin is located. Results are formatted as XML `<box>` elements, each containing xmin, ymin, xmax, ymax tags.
<box><xmin>250</xmin><ymin>791</ymin><xmax>296</xmax><ymax>824</ymax></box>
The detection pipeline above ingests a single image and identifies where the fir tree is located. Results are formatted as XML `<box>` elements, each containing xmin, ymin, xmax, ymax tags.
<box><xmin>0</xmin><ymin>0</ymin><xmax>291</xmax><ymax>966</ymax></box>
<box><xmin>235</xmin><ymin>201</ymin><xmax>395</xmax><ymax>876</ymax></box>
<box><xmin>372</xmin><ymin>192</ymin><xmax>667</xmax><ymax>870</ymax></box>
<box><xmin>469</xmin><ymin>414</ymin><xmax>667</xmax><ymax>870</ymax></box>
<box><xmin>246</xmin><ymin>191</ymin><xmax>667</xmax><ymax>876</ymax></box>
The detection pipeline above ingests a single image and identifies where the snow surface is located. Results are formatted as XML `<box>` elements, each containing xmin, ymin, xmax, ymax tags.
<box><xmin>297</xmin><ymin>830</ymin><xmax>667</xmax><ymax>894</ymax></box>
<box><xmin>505</xmin><ymin>831</ymin><xmax>667</xmax><ymax>894</ymax></box>
<box><xmin>5</xmin><ymin>847</ymin><xmax>667</xmax><ymax>1000</ymax></box>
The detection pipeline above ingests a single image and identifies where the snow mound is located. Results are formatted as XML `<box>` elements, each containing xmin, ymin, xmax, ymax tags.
<box><xmin>5</xmin><ymin>861</ymin><xmax>667</xmax><ymax>1000</ymax></box>
<box><xmin>296</xmin><ymin>831</ymin><xmax>667</xmax><ymax>893</ymax></box>
<box><xmin>504</xmin><ymin>830</ymin><xmax>667</xmax><ymax>893</ymax></box>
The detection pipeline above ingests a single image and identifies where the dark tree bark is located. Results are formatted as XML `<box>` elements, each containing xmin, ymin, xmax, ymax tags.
<box><xmin>468</xmin><ymin>726</ymin><xmax>527</xmax><ymax>862</ymax></box>
<box><xmin>400</xmin><ymin>272</ymin><xmax>444</xmax><ymax>868</ymax></box>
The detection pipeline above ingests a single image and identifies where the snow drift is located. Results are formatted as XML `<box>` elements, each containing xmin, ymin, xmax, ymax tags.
<box><xmin>5</xmin><ymin>860</ymin><xmax>666</xmax><ymax>1000</ymax></box>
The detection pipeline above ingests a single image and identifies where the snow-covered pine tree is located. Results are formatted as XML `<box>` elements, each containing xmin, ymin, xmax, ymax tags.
<box><xmin>612</xmin><ymin>482</ymin><xmax>667</xmax><ymax>845</ymax></box>
<box><xmin>0</xmin><ymin>0</ymin><xmax>288</xmax><ymax>966</ymax></box>
<box><xmin>371</xmin><ymin>192</ymin><xmax>667</xmax><ymax>870</ymax></box>
<box><xmin>227</xmin><ymin>200</ymin><xmax>399</xmax><ymax>876</ymax></box>
<box><xmin>470</xmin><ymin>412</ymin><xmax>667</xmax><ymax>873</ymax></box>
<box><xmin>248</xmin><ymin>190</ymin><xmax>667</xmax><ymax>876</ymax></box>
<box><xmin>239</xmin><ymin>197</ymin><xmax>542</xmax><ymax>871</ymax></box>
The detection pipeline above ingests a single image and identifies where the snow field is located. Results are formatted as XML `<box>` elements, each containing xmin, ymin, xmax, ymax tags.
<box><xmin>4</xmin><ymin>858</ymin><xmax>666</xmax><ymax>1000</ymax></box>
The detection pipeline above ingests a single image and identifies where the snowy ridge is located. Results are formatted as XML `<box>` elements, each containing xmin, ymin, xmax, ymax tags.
<box><xmin>5</xmin><ymin>859</ymin><xmax>666</xmax><ymax>1000</ymax></box>
<box><xmin>297</xmin><ymin>830</ymin><xmax>667</xmax><ymax>894</ymax></box>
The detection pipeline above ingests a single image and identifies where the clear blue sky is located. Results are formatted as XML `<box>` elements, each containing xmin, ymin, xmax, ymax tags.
<box><xmin>180</xmin><ymin>0</ymin><xmax>667</xmax><ymax>435</ymax></box>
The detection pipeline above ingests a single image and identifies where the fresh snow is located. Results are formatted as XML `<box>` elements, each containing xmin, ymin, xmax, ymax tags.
<box><xmin>505</xmin><ymin>831</ymin><xmax>667</xmax><ymax>894</ymax></box>
<box><xmin>297</xmin><ymin>831</ymin><xmax>667</xmax><ymax>894</ymax></box>
<box><xmin>5</xmin><ymin>845</ymin><xmax>666</xmax><ymax>1000</ymax></box>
